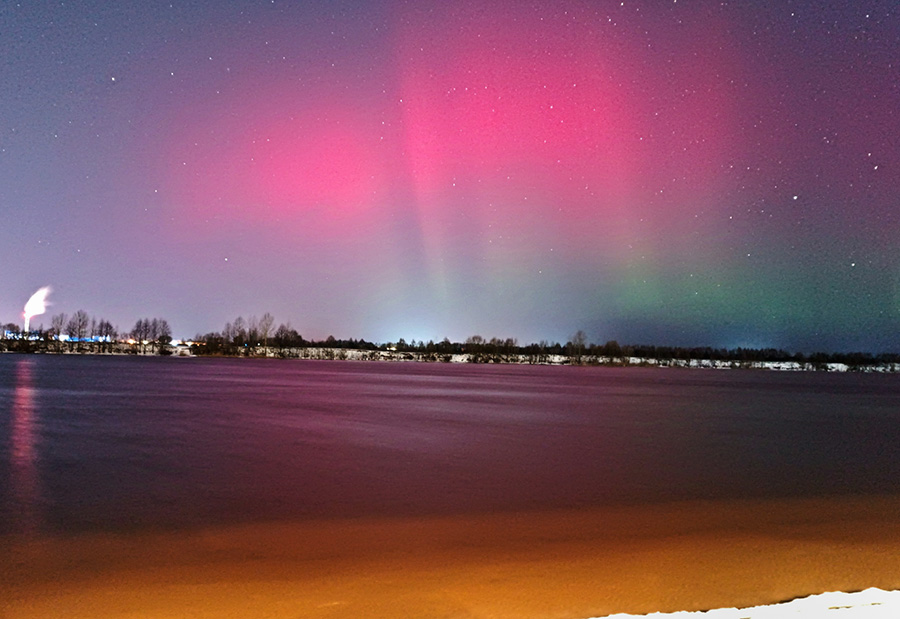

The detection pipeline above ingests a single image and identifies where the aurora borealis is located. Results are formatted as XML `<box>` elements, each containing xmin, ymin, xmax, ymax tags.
<box><xmin>2</xmin><ymin>1</ymin><xmax>898</xmax><ymax>351</ymax></box>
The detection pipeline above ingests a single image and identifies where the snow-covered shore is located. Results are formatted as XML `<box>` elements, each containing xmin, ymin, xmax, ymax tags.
<box><xmin>5</xmin><ymin>343</ymin><xmax>899</xmax><ymax>371</ymax></box>
<box><xmin>596</xmin><ymin>588</ymin><xmax>899</xmax><ymax>618</ymax></box>
<box><xmin>6</xmin><ymin>496</ymin><xmax>900</xmax><ymax>618</ymax></box>
<box><xmin>260</xmin><ymin>347</ymin><xmax>900</xmax><ymax>372</ymax></box>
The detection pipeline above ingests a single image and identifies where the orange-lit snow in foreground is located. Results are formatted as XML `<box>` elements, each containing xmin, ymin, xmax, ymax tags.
<box><xmin>3</xmin><ymin>495</ymin><xmax>900</xmax><ymax>618</ymax></box>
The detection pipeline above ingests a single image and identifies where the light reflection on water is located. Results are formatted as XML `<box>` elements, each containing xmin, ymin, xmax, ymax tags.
<box><xmin>10</xmin><ymin>357</ymin><xmax>41</xmax><ymax>536</ymax></box>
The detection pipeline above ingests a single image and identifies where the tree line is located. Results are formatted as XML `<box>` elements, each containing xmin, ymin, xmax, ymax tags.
<box><xmin>5</xmin><ymin>312</ymin><xmax>899</xmax><ymax>367</ymax></box>
<box><xmin>188</xmin><ymin>323</ymin><xmax>900</xmax><ymax>368</ymax></box>
<box><xmin>1</xmin><ymin>312</ymin><xmax>172</xmax><ymax>354</ymax></box>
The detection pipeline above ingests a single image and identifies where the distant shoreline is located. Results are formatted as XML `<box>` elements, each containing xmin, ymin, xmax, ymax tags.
<box><xmin>3</xmin><ymin>345</ymin><xmax>899</xmax><ymax>372</ymax></box>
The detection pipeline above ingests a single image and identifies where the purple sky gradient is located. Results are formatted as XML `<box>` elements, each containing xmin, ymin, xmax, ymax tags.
<box><xmin>2</xmin><ymin>1</ymin><xmax>898</xmax><ymax>351</ymax></box>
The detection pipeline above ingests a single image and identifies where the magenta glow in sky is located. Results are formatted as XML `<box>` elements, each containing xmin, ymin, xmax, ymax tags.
<box><xmin>2</xmin><ymin>1</ymin><xmax>898</xmax><ymax>351</ymax></box>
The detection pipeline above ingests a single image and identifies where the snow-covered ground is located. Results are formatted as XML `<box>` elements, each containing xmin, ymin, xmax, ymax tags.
<box><xmin>263</xmin><ymin>347</ymin><xmax>899</xmax><ymax>372</ymax></box>
<box><xmin>595</xmin><ymin>588</ymin><xmax>899</xmax><ymax>618</ymax></box>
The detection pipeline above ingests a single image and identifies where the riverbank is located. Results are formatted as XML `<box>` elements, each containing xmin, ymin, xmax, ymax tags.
<box><xmin>3</xmin><ymin>345</ymin><xmax>899</xmax><ymax>372</ymax></box>
<box><xmin>4</xmin><ymin>494</ymin><xmax>900</xmax><ymax>618</ymax></box>
<box><xmin>252</xmin><ymin>347</ymin><xmax>900</xmax><ymax>372</ymax></box>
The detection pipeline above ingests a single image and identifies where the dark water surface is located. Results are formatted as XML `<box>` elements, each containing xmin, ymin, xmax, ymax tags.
<box><xmin>1</xmin><ymin>354</ymin><xmax>899</xmax><ymax>537</ymax></box>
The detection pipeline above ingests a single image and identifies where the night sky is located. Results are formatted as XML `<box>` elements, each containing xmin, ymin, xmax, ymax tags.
<box><xmin>3</xmin><ymin>1</ymin><xmax>898</xmax><ymax>352</ymax></box>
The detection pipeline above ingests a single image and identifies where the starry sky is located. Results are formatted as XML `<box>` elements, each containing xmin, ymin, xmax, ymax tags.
<box><xmin>2</xmin><ymin>0</ymin><xmax>899</xmax><ymax>352</ymax></box>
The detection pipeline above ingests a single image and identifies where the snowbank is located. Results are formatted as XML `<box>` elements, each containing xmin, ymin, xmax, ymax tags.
<box><xmin>596</xmin><ymin>588</ymin><xmax>899</xmax><ymax>618</ymax></box>
<box><xmin>267</xmin><ymin>347</ymin><xmax>898</xmax><ymax>371</ymax></box>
